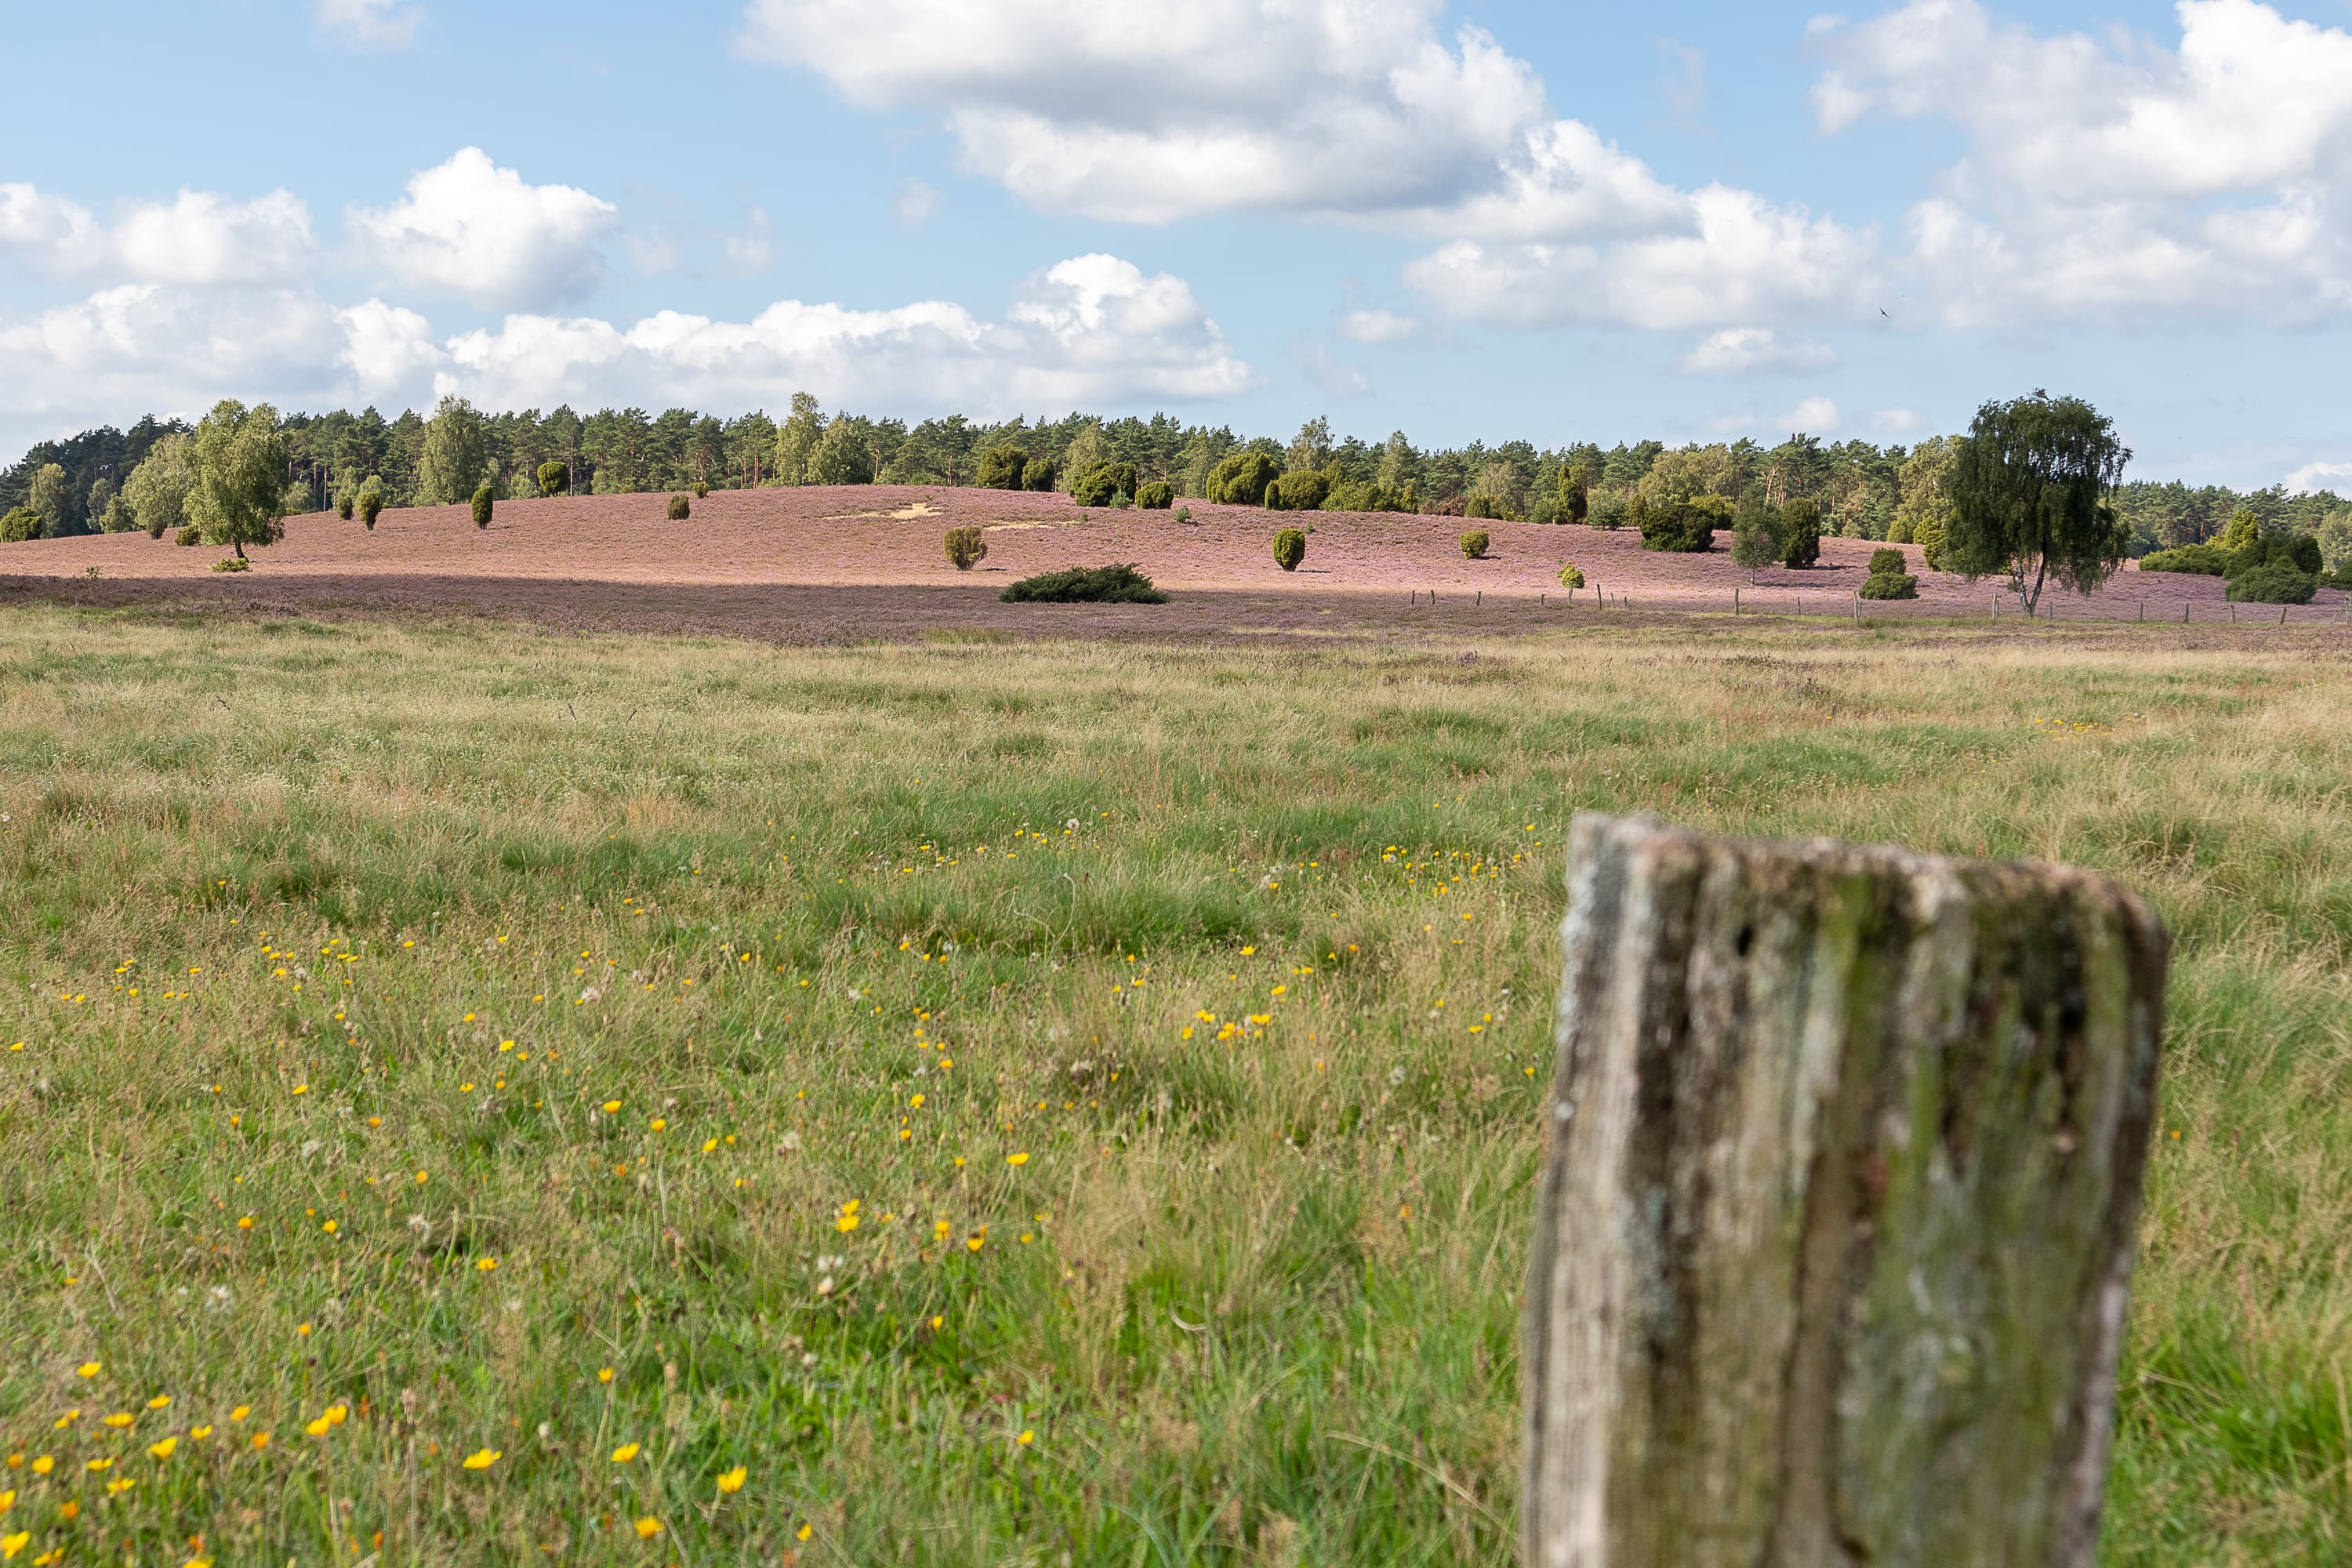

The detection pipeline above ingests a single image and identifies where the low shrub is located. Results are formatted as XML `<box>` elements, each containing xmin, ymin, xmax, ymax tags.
<box><xmin>1859</xmin><ymin>571</ymin><xmax>1918</xmax><ymax>600</ymax></box>
<box><xmin>999</xmin><ymin>564</ymin><xmax>1167</xmax><ymax>604</ymax></box>
<box><xmin>693</xmin><ymin>480</ymin><xmax>710</xmax><ymax>499</ymax></box>
<box><xmin>1641</xmin><ymin>495</ymin><xmax>1727</xmax><ymax>554</ymax></box>
<box><xmin>1270</xmin><ymin>470</ymin><xmax>1330</xmax><ymax>513</ymax></box>
<box><xmin>1463</xmin><ymin>493</ymin><xmax>1512</xmax><ymax>521</ymax></box>
<box><xmin>1022</xmin><ymin>457</ymin><xmax>1056</xmax><ymax>492</ymax></box>
<box><xmin>1136</xmin><ymin>480</ymin><xmax>1174</xmax><ymax>510</ymax></box>
<box><xmin>175</xmin><ymin>524</ymin><xmax>201</xmax><ymax>546</ymax></box>
<box><xmin>1205</xmin><ymin>451</ymin><xmax>1279</xmax><ymax>506</ymax></box>
<box><xmin>1588</xmin><ymin>494</ymin><xmax>1628</xmax><ymax>531</ymax></box>
<box><xmin>2227</xmin><ymin>560</ymin><xmax>2318</xmax><ymax>604</ymax></box>
<box><xmin>536</xmin><ymin>461</ymin><xmax>569</xmax><ymax>497</ymax></box>
<box><xmin>1558</xmin><ymin>562</ymin><xmax>1584</xmax><ymax>589</ymax></box>
<box><xmin>471</xmin><ymin>484</ymin><xmax>494</xmax><ymax>528</ymax></box>
<box><xmin>1916</xmin><ymin>513</ymin><xmax>1949</xmax><ymax>571</ymax></box>
<box><xmin>1323</xmin><ymin>479</ymin><xmax>1413</xmax><ymax>514</ymax></box>
<box><xmin>1867</xmin><ymin>546</ymin><xmax>1906</xmax><ymax>576</ymax></box>
<box><xmin>1272</xmin><ymin>528</ymin><xmax>1307</xmax><ymax>572</ymax></box>
<box><xmin>1778</xmin><ymin>498</ymin><xmax>1821</xmax><ymax>568</ymax></box>
<box><xmin>975</xmin><ymin>446</ymin><xmax>1027</xmax><ymax>490</ymax></box>
<box><xmin>0</xmin><ymin>506</ymin><xmax>42</xmax><ymax>543</ymax></box>
<box><xmin>336</xmin><ymin>491</ymin><xmax>355</xmax><ymax>521</ymax></box>
<box><xmin>1885</xmin><ymin>517</ymin><xmax>1915</xmax><ymax>544</ymax></box>
<box><xmin>943</xmin><ymin>526</ymin><xmax>987</xmax><ymax>571</ymax></box>
<box><xmin>358</xmin><ymin>481</ymin><xmax>384</xmax><ymax>530</ymax></box>
<box><xmin>2140</xmin><ymin>542</ymin><xmax>2225</xmax><ymax>575</ymax></box>
<box><xmin>1174</xmin><ymin>505</ymin><xmax>1195</xmax><ymax>525</ymax></box>
<box><xmin>666</xmin><ymin>494</ymin><xmax>691</xmax><ymax>521</ymax></box>
<box><xmin>1460</xmin><ymin>530</ymin><xmax>1490</xmax><ymax>560</ymax></box>
<box><xmin>210</xmin><ymin>557</ymin><xmax>251</xmax><ymax>573</ymax></box>
<box><xmin>1072</xmin><ymin>463</ymin><xmax>1138</xmax><ymax>508</ymax></box>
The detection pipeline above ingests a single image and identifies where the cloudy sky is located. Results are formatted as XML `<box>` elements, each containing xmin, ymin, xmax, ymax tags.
<box><xmin>7</xmin><ymin>0</ymin><xmax>2351</xmax><ymax>488</ymax></box>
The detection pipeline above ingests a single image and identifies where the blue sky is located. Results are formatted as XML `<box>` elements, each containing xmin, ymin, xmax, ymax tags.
<box><xmin>5</xmin><ymin>0</ymin><xmax>2350</xmax><ymax>489</ymax></box>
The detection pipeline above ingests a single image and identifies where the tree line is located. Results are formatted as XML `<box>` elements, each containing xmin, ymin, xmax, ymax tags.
<box><xmin>3</xmin><ymin>395</ymin><xmax>2347</xmax><ymax>571</ymax></box>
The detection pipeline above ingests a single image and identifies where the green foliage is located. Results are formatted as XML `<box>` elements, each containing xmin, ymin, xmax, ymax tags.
<box><xmin>998</xmin><ymin>564</ymin><xmax>1167</xmax><ymax>603</ymax></box>
<box><xmin>100</xmin><ymin>495</ymin><xmax>137</xmax><ymax>534</ymax></box>
<box><xmin>1640</xmin><ymin>494</ymin><xmax>1727</xmax><ymax>554</ymax></box>
<box><xmin>2140</xmin><ymin>543</ymin><xmax>2227</xmax><ymax>575</ymax></box>
<box><xmin>209</xmin><ymin>556</ymin><xmax>252</xmax><ymax>572</ymax></box>
<box><xmin>174</xmin><ymin>524</ymin><xmax>201</xmax><ymax>546</ymax></box>
<box><xmin>975</xmin><ymin>446</ymin><xmax>1028</xmax><ymax>491</ymax></box>
<box><xmin>808</xmin><ymin>419</ymin><xmax>876</xmax><ymax>485</ymax></box>
<box><xmin>336</xmin><ymin>489</ymin><xmax>355</xmax><ymax>521</ymax></box>
<box><xmin>1915</xmin><ymin>512</ymin><xmax>1950</xmax><ymax>572</ymax></box>
<box><xmin>1560</xmin><ymin>464</ymin><xmax>1589</xmax><ymax>526</ymax></box>
<box><xmin>187</xmin><ymin>399</ymin><xmax>289</xmax><ymax>559</ymax></box>
<box><xmin>666</xmin><ymin>493</ymin><xmax>691</xmax><ymax>521</ymax></box>
<box><xmin>1174</xmin><ymin>505</ymin><xmax>1194</xmax><ymax>525</ymax></box>
<box><xmin>2216</xmin><ymin>508</ymin><xmax>2261</xmax><ymax>554</ymax></box>
<box><xmin>2227</xmin><ymin>561</ymin><xmax>2318</xmax><ymax>604</ymax></box>
<box><xmin>536</xmin><ymin>460</ymin><xmax>570</xmax><ymax>497</ymax></box>
<box><xmin>1021</xmin><ymin>456</ymin><xmax>1056</xmax><ymax>492</ymax></box>
<box><xmin>0</xmin><ymin>506</ymin><xmax>42</xmax><ymax>543</ymax></box>
<box><xmin>1206</xmin><ymin>451</ymin><xmax>1279</xmax><ymax>506</ymax></box>
<box><xmin>1135</xmin><ymin>480</ymin><xmax>1174</xmax><ymax>510</ymax></box>
<box><xmin>1868</xmin><ymin>546</ymin><xmax>1906</xmax><ymax>576</ymax></box>
<box><xmin>1272</xmin><ymin>528</ymin><xmax>1307</xmax><ymax>572</ymax></box>
<box><xmin>1557</xmin><ymin>561</ymin><xmax>1584</xmax><ymax>589</ymax></box>
<box><xmin>1271</xmin><ymin>469</ymin><xmax>1331</xmax><ymax>513</ymax></box>
<box><xmin>1459</xmin><ymin>530</ymin><xmax>1490</xmax><ymax>560</ymax></box>
<box><xmin>1885</xmin><ymin>517</ymin><xmax>1915</xmax><ymax>544</ymax></box>
<box><xmin>417</xmin><ymin>394</ymin><xmax>488</xmax><ymax>506</ymax></box>
<box><xmin>358</xmin><ymin>477</ymin><xmax>384</xmax><ymax>530</ymax></box>
<box><xmin>771</xmin><ymin>391</ymin><xmax>822</xmax><ymax>485</ymax></box>
<box><xmin>1730</xmin><ymin>500</ymin><xmax>1777</xmax><ymax>578</ymax></box>
<box><xmin>1463</xmin><ymin>493</ymin><xmax>1506</xmax><ymax>521</ymax></box>
<box><xmin>1859</xmin><ymin>571</ymin><xmax>1918</xmax><ymax>600</ymax></box>
<box><xmin>1072</xmin><ymin>463</ymin><xmax>1139</xmax><ymax>507</ymax></box>
<box><xmin>28</xmin><ymin>463</ymin><xmax>70</xmax><ymax>535</ymax></box>
<box><xmin>471</xmin><ymin>485</ymin><xmax>494</xmax><ymax>528</ymax></box>
<box><xmin>943</xmin><ymin>526</ymin><xmax>987</xmax><ymax>571</ymax></box>
<box><xmin>1778</xmin><ymin>497</ymin><xmax>1821</xmax><ymax>568</ymax></box>
<box><xmin>124</xmin><ymin>433</ymin><xmax>195</xmax><ymax>540</ymax></box>
<box><xmin>1588</xmin><ymin>493</ymin><xmax>1628</xmax><ymax>531</ymax></box>
<box><xmin>1322</xmin><ymin>479</ymin><xmax>1412</xmax><ymax>514</ymax></box>
<box><xmin>1945</xmin><ymin>391</ymin><xmax>2131</xmax><ymax>614</ymax></box>
<box><xmin>693</xmin><ymin>480</ymin><xmax>709</xmax><ymax>499</ymax></box>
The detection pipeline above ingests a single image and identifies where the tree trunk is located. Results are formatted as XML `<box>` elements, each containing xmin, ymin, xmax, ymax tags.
<box><xmin>1524</xmin><ymin>814</ymin><xmax>2165</xmax><ymax>1568</ymax></box>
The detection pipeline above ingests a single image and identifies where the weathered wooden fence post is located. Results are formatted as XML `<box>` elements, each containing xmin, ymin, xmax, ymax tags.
<box><xmin>1524</xmin><ymin>814</ymin><xmax>2165</xmax><ymax>1568</ymax></box>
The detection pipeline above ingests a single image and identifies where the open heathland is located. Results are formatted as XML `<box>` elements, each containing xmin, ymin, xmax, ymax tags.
<box><xmin>2</xmin><ymin>485</ymin><xmax>2344</xmax><ymax>636</ymax></box>
<box><xmin>1</xmin><ymin>607</ymin><xmax>2349</xmax><ymax>1565</ymax></box>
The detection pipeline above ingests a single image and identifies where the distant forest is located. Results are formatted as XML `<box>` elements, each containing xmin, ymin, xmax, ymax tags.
<box><xmin>4</xmin><ymin>399</ymin><xmax>2346</xmax><ymax>557</ymax></box>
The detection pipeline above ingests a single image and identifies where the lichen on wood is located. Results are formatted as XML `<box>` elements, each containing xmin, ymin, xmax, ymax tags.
<box><xmin>1523</xmin><ymin>813</ymin><xmax>2165</xmax><ymax>1568</ymax></box>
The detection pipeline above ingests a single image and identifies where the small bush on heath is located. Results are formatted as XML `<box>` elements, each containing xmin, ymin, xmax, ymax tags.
<box><xmin>667</xmin><ymin>494</ymin><xmax>691</xmax><ymax>521</ymax></box>
<box><xmin>210</xmin><ymin>557</ymin><xmax>252</xmax><ymax>573</ymax></box>
<box><xmin>976</xmin><ymin>446</ymin><xmax>1028</xmax><ymax>491</ymax></box>
<box><xmin>1136</xmin><ymin>481</ymin><xmax>1174</xmax><ymax>510</ymax></box>
<box><xmin>694</xmin><ymin>480</ymin><xmax>710</xmax><ymax>499</ymax></box>
<box><xmin>175</xmin><ymin>524</ymin><xmax>202</xmax><ymax>546</ymax></box>
<box><xmin>944</xmin><ymin>526</ymin><xmax>987</xmax><ymax>571</ymax></box>
<box><xmin>0</xmin><ymin>506</ymin><xmax>41</xmax><ymax>543</ymax></box>
<box><xmin>1022</xmin><ymin>457</ymin><xmax>1056</xmax><ymax>492</ymax></box>
<box><xmin>1859</xmin><ymin>571</ymin><xmax>1918</xmax><ymax>600</ymax></box>
<box><xmin>1460</xmin><ymin>530</ymin><xmax>1490</xmax><ymax>560</ymax></box>
<box><xmin>1558</xmin><ymin>562</ymin><xmax>1584</xmax><ymax>589</ymax></box>
<box><xmin>999</xmin><ymin>564</ymin><xmax>1167</xmax><ymax>604</ymax></box>
<box><xmin>1867</xmin><ymin>546</ymin><xmax>1904</xmax><ymax>576</ymax></box>
<box><xmin>1272</xmin><ymin>528</ymin><xmax>1307</xmax><ymax>572</ymax></box>
<box><xmin>536</xmin><ymin>461</ymin><xmax>569</xmax><ymax>497</ymax></box>
<box><xmin>358</xmin><ymin>480</ymin><xmax>384</xmax><ymax>530</ymax></box>
<box><xmin>471</xmin><ymin>485</ymin><xmax>494</xmax><ymax>528</ymax></box>
<box><xmin>2227</xmin><ymin>560</ymin><xmax>2318</xmax><ymax>604</ymax></box>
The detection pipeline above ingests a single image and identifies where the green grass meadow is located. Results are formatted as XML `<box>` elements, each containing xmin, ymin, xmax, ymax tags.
<box><xmin>2</xmin><ymin>607</ymin><xmax>2348</xmax><ymax>1565</ymax></box>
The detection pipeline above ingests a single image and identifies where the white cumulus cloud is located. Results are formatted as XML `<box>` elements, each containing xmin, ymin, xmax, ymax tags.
<box><xmin>1679</xmin><ymin>325</ymin><xmax>1838</xmax><ymax>375</ymax></box>
<box><xmin>1813</xmin><ymin>0</ymin><xmax>2352</xmax><ymax>325</ymax></box>
<box><xmin>1335</xmin><ymin>309</ymin><xmax>1417</xmax><ymax>344</ymax></box>
<box><xmin>2284</xmin><ymin>460</ymin><xmax>2352</xmax><ymax>495</ymax></box>
<box><xmin>347</xmin><ymin>148</ymin><xmax>619</xmax><ymax>311</ymax></box>
<box><xmin>0</xmin><ymin>183</ymin><xmax>314</xmax><ymax>285</ymax></box>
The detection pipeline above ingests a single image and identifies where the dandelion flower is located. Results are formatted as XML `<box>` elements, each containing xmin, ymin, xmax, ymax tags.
<box><xmin>797</xmin><ymin>1524</ymin><xmax>813</xmax><ymax>1542</ymax></box>
<box><xmin>251</xmin><ymin>1433</ymin><xmax>270</xmax><ymax>1450</ymax></box>
<box><xmin>475</xmin><ymin>1258</ymin><xmax>497</xmax><ymax>1272</ymax></box>
<box><xmin>1006</xmin><ymin>1152</ymin><xmax>1029</xmax><ymax>1167</ymax></box>
<box><xmin>601</xmin><ymin>1100</ymin><xmax>621</xmax><ymax>1114</ymax></box>
<box><xmin>147</xmin><ymin>1395</ymin><xmax>169</xmax><ymax>1410</ymax></box>
<box><xmin>50</xmin><ymin>1413</ymin><xmax>76</xmax><ymax>1431</ymax></box>
<box><xmin>74</xmin><ymin>1363</ymin><xmax>99</xmax><ymax>1379</ymax></box>
<box><xmin>230</xmin><ymin>1406</ymin><xmax>250</xmax><ymax>1421</ymax></box>
<box><xmin>105</xmin><ymin>1478</ymin><xmax>135</xmax><ymax>1497</ymax></box>
<box><xmin>460</xmin><ymin>1448</ymin><xmax>499</xmax><ymax>1471</ymax></box>
<box><xmin>1</xmin><ymin>1534</ymin><xmax>24</xmax><ymax>1559</ymax></box>
<box><xmin>148</xmin><ymin>1437</ymin><xmax>177</xmax><ymax>1460</ymax></box>
<box><xmin>101</xmin><ymin>1414</ymin><xmax>133</xmax><ymax>1430</ymax></box>
<box><xmin>716</xmin><ymin>1465</ymin><xmax>746</xmax><ymax>1494</ymax></box>
<box><xmin>28</xmin><ymin>1459</ymin><xmax>50</xmax><ymax>1477</ymax></box>
<box><xmin>597</xmin><ymin>1367</ymin><xmax>615</xmax><ymax>1385</ymax></box>
<box><xmin>632</xmin><ymin>1518</ymin><xmax>662</xmax><ymax>1540</ymax></box>
<box><xmin>610</xmin><ymin>1443</ymin><xmax>640</xmax><ymax>1464</ymax></box>
<box><xmin>190</xmin><ymin>1425</ymin><xmax>212</xmax><ymax>1440</ymax></box>
<box><xmin>238</xmin><ymin>1216</ymin><xmax>254</xmax><ymax>1230</ymax></box>
<box><xmin>85</xmin><ymin>1459</ymin><xmax>111</xmax><ymax>1472</ymax></box>
<box><xmin>304</xmin><ymin>1416</ymin><xmax>331</xmax><ymax>1438</ymax></box>
<box><xmin>1017</xmin><ymin>1429</ymin><xmax>1034</xmax><ymax>1446</ymax></box>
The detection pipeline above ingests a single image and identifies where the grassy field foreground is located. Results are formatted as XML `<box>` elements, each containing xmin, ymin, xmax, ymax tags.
<box><xmin>1</xmin><ymin>608</ymin><xmax>2347</xmax><ymax>1566</ymax></box>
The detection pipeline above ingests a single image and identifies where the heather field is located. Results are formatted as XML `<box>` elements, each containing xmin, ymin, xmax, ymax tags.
<box><xmin>3</xmin><ymin>486</ymin><xmax>2344</xmax><ymax>637</ymax></box>
<box><xmin>2</xmin><ymin>604</ymin><xmax>2350</xmax><ymax>1566</ymax></box>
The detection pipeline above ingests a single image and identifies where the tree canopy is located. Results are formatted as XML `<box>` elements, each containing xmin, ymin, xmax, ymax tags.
<box><xmin>187</xmin><ymin>400</ymin><xmax>289</xmax><ymax>559</ymax></box>
<box><xmin>1945</xmin><ymin>392</ymin><xmax>2132</xmax><ymax>615</ymax></box>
